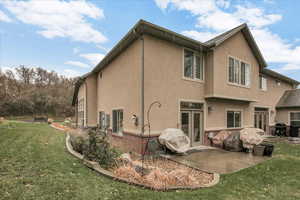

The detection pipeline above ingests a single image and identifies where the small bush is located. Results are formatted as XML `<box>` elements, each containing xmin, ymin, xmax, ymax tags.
<box><xmin>70</xmin><ymin>128</ymin><xmax>120</xmax><ymax>169</ymax></box>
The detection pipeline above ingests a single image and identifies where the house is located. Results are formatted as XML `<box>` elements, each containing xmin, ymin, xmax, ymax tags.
<box><xmin>72</xmin><ymin>20</ymin><xmax>300</xmax><ymax>153</ymax></box>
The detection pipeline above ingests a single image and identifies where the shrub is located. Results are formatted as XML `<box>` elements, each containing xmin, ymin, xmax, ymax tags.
<box><xmin>70</xmin><ymin>128</ymin><xmax>120</xmax><ymax>169</ymax></box>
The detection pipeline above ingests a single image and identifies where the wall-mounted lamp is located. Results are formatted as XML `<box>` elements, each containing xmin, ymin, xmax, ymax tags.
<box><xmin>132</xmin><ymin>114</ymin><xmax>139</xmax><ymax>126</ymax></box>
<box><xmin>208</xmin><ymin>106</ymin><xmax>213</xmax><ymax>113</ymax></box>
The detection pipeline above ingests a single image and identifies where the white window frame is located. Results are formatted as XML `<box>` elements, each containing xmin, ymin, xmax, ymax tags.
<box><xmin>228</xmin><ymin>56</ymin><xmax>251</xmax><ymax>88</ymax></box>
<box><xmin>112</xmin><ymin>109</ymin><xmax>123</xmax><ymax>135</ymax></box>
<box><xmin>289</xmin><ymin>111</ymin><xmax>300</xmax><ymax>126</ymax></box>
<box><xmin>182</xmin><ymin>48</ymin><xmax>205</xmax><ymax>82</ymax></box>
<box><xmin>259</xmin><ymin>75</ymin><xmax>267</xmax><ymax>91</ymax></box>
<box><xmin>226</xmin><ymin>109</ymin><xmax>243</xmax><ymax>129</ymax></box>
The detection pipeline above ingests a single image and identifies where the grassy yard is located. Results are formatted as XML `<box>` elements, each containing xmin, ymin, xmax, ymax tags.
<box><xmin>1</xmin><ymin>121</ymin><xmax>300</xmax><ymax>200</ymax></box>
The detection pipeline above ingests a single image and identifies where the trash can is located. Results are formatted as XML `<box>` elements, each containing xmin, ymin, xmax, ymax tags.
<box><xmin>253</xmin><ymin>145</ymin><xmax>265</xmax><ymax>156</ymax></box>
<box><xmin>274</xmin><ymin>123</ymin><xmax>287</xmax><ymax>136</ymax></box>
<box><xmin>261</xmin><ymin>143</ymin><xmax>274</xmax><ymax>157</ymax></box>
<box><xmin>290</xmin><ymin>125</ymin><xmax>300</xmax><ymax>137</ymax></box>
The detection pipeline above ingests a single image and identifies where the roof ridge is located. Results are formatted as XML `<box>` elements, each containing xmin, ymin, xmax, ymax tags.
<box><xmin>205</xmin><ymin>23</ymin><xmax>247</xmax><ymax>45</ymax></box>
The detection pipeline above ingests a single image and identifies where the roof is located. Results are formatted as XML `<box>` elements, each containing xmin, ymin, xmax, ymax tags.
<box><xmin>262</xmin><ymin>68</ymin><xmax>300</xmax><ymax>85</ymax></box>
<box><xmin>277</xmin><ymin>89</ymin><xmax>300</xmax><ymax>108</ymax></box>
<box><xmin>205</xmin><ymin>23</ymin><xmax>267</xmax><ymax>68</ymax></box>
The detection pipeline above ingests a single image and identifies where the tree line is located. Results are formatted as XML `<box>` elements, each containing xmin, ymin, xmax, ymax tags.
<box><xmin>0</xmin><ymin>66</ymin><xmax>77</xmax><ymax>118</ymax></box>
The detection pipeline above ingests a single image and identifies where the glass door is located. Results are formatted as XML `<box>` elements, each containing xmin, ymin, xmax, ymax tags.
<box><xmin>181</xmin><ymin>111</ymin><xmax>204</xmax><ymax>146</ymax></box>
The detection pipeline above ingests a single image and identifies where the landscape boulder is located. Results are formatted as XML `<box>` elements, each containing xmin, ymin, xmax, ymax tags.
<box><xmin>211</xmin><ymin>130</ymin><xmax>230</xmax><ymax>148</ymax></box>
<box><xmin>223</xmin><ymin>131</ymin><xmax>243</xmax><ymax>152</ymax></box>
<box><xmin>158</xmin><ymin>128</ymin><xmax>190</xmax><ymax>154</ymax></box>
<box><xmin>240</xmin><ymin>128</ymin><xmax>264</xmax><ymax>149</ymax></box>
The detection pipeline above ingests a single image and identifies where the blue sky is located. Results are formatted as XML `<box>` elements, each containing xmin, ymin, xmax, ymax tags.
<box><xmin>0</xmin><ymin>0</ymin><xmax>300</xmax><ymax>81</ymax></box>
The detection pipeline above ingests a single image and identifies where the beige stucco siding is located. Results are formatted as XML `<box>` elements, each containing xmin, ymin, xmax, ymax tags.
<box><xmin>77</xmin><ymin>84</ymin><xmax>86</xmax><ymax>126</ymax></box>
<box><xmin>276</xmin><ymin>108</ymin><xmax>300</xmax><ymax>125</ymax></box>
<box><xmin>85</xmin><ymin>74</ymin><xmax>98</xmax><ymax>127</ymax></box>
<box><xmin>213</xmin><ymin>32</ymin><xmax>261</xmax><ymax>101</ymax></box>
<box><xmin>97</xmin><ymin>39</ymin><xmax>141</xmax><ymax>133</ymax></box>
<box><xmin>144</xmin><ymin>34</ymin><xmax>206</xmax><ymax>132</ymax></box>
<box><xmin>206</xmin><ymin>99</ymin><xmax>251</xmax><ymax>130</ymax></box>
<box><xmin>254</xmin><ymin>74</ymin><xmax>293</xmax><ymax>125</ymax></box>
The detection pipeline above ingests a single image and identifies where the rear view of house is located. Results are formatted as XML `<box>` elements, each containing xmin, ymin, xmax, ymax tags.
<box><xmin>72</xmin><ymin>20</ymin><xmax>300</xmax><ymax>153</ymax></box>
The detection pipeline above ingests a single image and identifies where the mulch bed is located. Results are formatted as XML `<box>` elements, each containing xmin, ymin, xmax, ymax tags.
<box><xmin>109</xmin><ymin>157</ymin><xmax>214</xmax><ymax>190</ymax></box>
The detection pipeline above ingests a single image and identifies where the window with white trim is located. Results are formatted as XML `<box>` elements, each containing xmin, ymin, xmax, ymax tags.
<box><xmin>184</xmin><ymin>49</ymin><xmax>204</xmax><ymax>80</ymax></box>
<box><xmin>290</xmin><ymin>112</ymin><xmax>300</xmax><ymax>126</ymax></box>
<box><xmin>228</xmin><ymin>57</ymin><xmax>250</xmax><ymax>86</ymax></box>
<box><xmin>112</xmin><ymin>109</ymin><xmax>123</xmax><ymax>134</ymax></box>
<box><xmin>259</xmin><ymin>75</ymin><xmax>267</xmax><ymax>91</ymax></box>
<box><xmin>227</xmin><ymin>110</ymin><xmax>242</xmax><ymax>128</ymax></box>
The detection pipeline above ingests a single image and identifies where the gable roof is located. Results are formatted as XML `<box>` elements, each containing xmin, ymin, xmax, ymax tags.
<box><xmin>205</xmin><ymin>23</ymin><xmax>267</xmax><ymax>68</ymax></box>
<box><xmin>277</xmin><ymin>89</ymin><xmax>300</xmax><ymax>108</ymax></box>
<box><xmin>262</xmin><ymin>68</ymin><xmax>300</xmax><ymax>85</ymax></box>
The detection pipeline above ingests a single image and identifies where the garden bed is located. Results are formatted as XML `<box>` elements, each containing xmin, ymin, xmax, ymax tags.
<box><xmin>66</xmin><ymin>134</ymin><xmax>219</xmax><ymax>191</ymax></box>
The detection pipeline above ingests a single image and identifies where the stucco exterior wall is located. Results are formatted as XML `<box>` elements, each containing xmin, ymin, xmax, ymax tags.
<box><xmin>206</xmin><ymin>99</ymin><xmax>251</xmax><ymax>130</ymax></box>
<box><xmin>77</xmin><ymin>84</ymin><xmax>86</xmax><ymax>126</ymax></box>
<box><xmin>212</xmin><ymin>32</ymin><xmax>260</xmax><ymax>101</ymax></box>
<box><xmin>276</xmin><ymin>108</ymin><xmax>300</xmax><ymax>125</ymax></box>
<box><xmin>85</xmin><ymin>74</ymin><xmax>98</xmax><ymax>127</ymax></box>
<box><xmin>97</xmin><ymin>39</ymin><xmax>141</xmax><ymax>134</ymax></box>
<box><xmin>143</xmin><ymin>34</ymin><xmax>206</xmax><ymax>133</ymax></box>
<box><xmin>212</xmin><ymin>32</ymin><xmax>294</xmax><ymax>127</ymax></box>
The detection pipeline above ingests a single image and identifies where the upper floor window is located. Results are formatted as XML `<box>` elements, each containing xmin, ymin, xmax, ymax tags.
<box><xmin>112</xmin><ymin>109</ymin><xmax>123</xmax><ymax>134</ymax></box>
<box><xmin>259</xmin><ymin>75</ymin><xmax>267</xmax><ymax>91</ymax></box>
<box><xmin>228</xmin><ymin>57</ymin><xmax>250</xmax><ymax>87</ymax></box>
<box><xmin>183</xmin><ymin>49</ymin><xmax>204</xmax><ymax>81</ymax></box>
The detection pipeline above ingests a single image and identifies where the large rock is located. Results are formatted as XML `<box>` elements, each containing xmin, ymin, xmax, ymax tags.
<box><xmin>158</xmin><ymin>128</ymin><xmax>190</xmax><ymax>154</ymax></box>
<box><xmin>240</xmin><ymin>128</ymin><xmax>264</xmax><ymax>149</ymax></box>
<box><xmin>211</xmin><ymin>130</ymin><xmax>230</xmax><ymax>148</ymax></box>
<box><xmin>223</xmin><ymin>131</ymin><xmax>243</xmax><ymax>152</ymax></box>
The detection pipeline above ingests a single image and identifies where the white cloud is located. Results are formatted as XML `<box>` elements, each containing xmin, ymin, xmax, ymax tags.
<box><xmin>154</xmin><ymin>0</ymin><xmax>300</xmax><ymax>75</ymax></box>
<box><xmin>181</xmin><ymin>30</ymin><xmax>218</xmax><ymax>42</ymax></box>
<box><xmin>61</xmin><ymin>69</ymin><xmax>81</xmax><ymax>78</ymax></box>
<box><xmin>280</xmin><ymin>64</ymin><xmax>300</xmax><ymax>71</ymax></box>
<box><xmin>1</xmin><ymin>0</ymin><xmax>107</xmax><ymax>44</ymax></box>
<box><xmin>0</xmin><ymin>10</ymin><xmax>12</xmax><ymax>22</ymax></box>
<box><xmin>80</xmin><ymin>53</ymin><xmax>105</xmax><ymax>66</ymax></box>
<box><xmin>65</xmin><ymin>61</ymin><xmax>90</xmax><ymax>68</ymax></box>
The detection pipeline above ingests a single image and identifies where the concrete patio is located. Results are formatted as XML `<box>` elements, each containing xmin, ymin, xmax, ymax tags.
<box><xmin>162</xmin><ymin>148</ymin><xmax>270</xmax><ymax>174</ymax></box>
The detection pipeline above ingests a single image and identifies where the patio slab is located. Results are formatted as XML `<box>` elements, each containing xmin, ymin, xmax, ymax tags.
<box><xmin>162</xmin><ymin>148</ymin><xmax>270</xmax><ymax>174</ymax></box>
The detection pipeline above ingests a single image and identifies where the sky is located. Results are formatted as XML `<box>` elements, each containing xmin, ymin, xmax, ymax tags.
<box><xmin>0</xmin><ymin>0</ymin><xmax>300</xmax><ymax>81</ymax></box>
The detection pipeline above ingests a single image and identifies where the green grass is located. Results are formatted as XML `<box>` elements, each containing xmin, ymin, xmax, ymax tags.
<box><xmin>0</xmin><ymin>121</ymin><xmax>300</xmax><ymax>200</ymax></box>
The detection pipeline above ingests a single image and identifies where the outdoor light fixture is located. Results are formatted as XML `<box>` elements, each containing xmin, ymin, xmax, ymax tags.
<box><xmin>132</xmin><ymin>114</ymin><xmax>138</xmax><ymax>126</ymax></box>
<box><xmin>208</xmin><ymin>106</ymin><xmax>213</xmax><ymax>113</ymax></box>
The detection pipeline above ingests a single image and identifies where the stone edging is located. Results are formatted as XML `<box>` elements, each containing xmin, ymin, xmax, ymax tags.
<box><xmin>65</xmin><ymin>134</ymin><xmax>220</xmax><ymax>191</ymax></box>
<box><xmin>50</xmin><ymin>124</ymin><xmax>66</xmax><ymax>132</ymax></box>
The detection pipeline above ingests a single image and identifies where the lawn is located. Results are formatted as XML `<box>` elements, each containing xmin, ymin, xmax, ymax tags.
<box><xmin>0</xmin><ymin>121</ymin><xmax>300</xmax><ymax>200</ymax></box>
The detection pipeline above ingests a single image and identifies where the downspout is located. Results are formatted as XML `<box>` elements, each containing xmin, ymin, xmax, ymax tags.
<box><xmin>84</xmin><ymin>81</ymin><xmax>88</xmax><ymax>127</ymax></box>
<box><xmin>140</xmin><ymin>34</ymin><xmax>145</xmax><ymax>154</ymax></box>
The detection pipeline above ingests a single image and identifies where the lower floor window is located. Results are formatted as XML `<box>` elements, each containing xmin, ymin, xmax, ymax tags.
<box><xmin>112</xmin><ymin>109</ymin><xmax>123</xmax><ymax>133</ymax></box>
<box><xmin>227</xmin><ymin>111</ymin><xmax>242</xmax><ymax>128</ymax></box>
<box><xmin>290</xmin><ymin>112</ymin><xmax>300</xmax><ymax>126</ymax></box>
<box><xmin>99</xmin><ymin>111</ymin><xmax>105</xmax><ymax>129</ymax></box>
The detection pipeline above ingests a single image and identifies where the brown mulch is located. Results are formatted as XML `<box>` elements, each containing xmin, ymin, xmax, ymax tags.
<box><xmin>110</xmin><ymin>158</ymin><xmax>214</xmax><ymax>189</ymax></box>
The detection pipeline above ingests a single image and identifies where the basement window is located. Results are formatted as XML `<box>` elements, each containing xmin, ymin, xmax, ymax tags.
<box><xmin>112</xmin><ymin>109</ymin><xmax>123</xmax><ymax>134</ymax></box>
<box><xmin>290</xmin><ymin>112</ymin><xmax>300</xmax><ymax>126</ymax></box>
<box><xmin>227</xmin><ymin>110</ymin><xmax>242</xmax><ymax>128</ymax></box>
